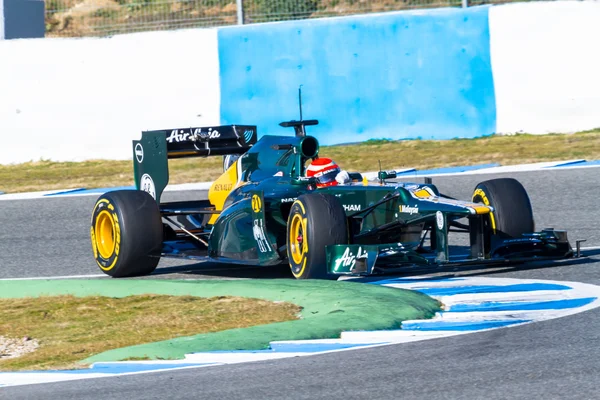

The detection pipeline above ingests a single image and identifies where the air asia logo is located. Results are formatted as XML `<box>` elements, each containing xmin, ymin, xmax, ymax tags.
<box><xmin>334</xmin><ymin>247</ymin><xmax>368</xmax><ymax>271</ymax></box>
<box><xmin>140</xmin><ymin>174</ymin><xmax>156</xmax><ymax>199</ymax></box>
<box><xmin>198</xmin><ymin>128</ymin><xmax>220</xmax><ymax>140</ymax></box>
<box><xmin>167</xmin><ymin>130</ymin><xmax>191</xmax><ymax>143</ymax></box>
<box><xmin>399</xmin><ymin>205</ymin><xmax>419</xmax><ymax>215</ymax></box>
<box><xmin>134</xmin><ymin>143</ymin><xmax>144</xmax><ymax>163</ymax></box>
<box><xmin>166</xmin><ymin>128</ymin><xmax>221</xmax><ymax>143</ymax></box>
<box><xmin>344</xmin><ymin>204</ymin><xmax>361</xmax><ymax>212</ymax></box>
<box><xmin>167</xmin><ymin>129</ymin><xmax>190</xmax><ymax>143</ymax></box>
<box><xmin>243</xmin><ymin>129</ymin><xmax>254</xmax><ymax>143</ymax></box>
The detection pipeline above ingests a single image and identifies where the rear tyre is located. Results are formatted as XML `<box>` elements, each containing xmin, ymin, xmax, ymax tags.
<box><xmin>472</xmin><ymin>178</ymin><xmax>534</xmax><ymax>249</ymax></box>
<box><xmin>286</xmin><ymin>193</ymin><xmax>348</xmax><ymax>279</ymax></box>
<box><xmin>90</xmin><ymin>190</ymin><xmax>163</xmax><ymax>277</ymax></box>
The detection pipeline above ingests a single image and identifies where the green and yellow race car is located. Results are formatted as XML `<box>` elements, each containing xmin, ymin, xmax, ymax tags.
<box><xmin>90</xmin><ymin>118</ymin><xmax>576</xmax><ymax>279</ymax></box>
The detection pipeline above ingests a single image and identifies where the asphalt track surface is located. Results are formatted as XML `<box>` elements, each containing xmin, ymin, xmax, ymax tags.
<box><xmin>1</xmin><ymin>167</ymin><xmax>600</xmax><ymax>399</ymax></box>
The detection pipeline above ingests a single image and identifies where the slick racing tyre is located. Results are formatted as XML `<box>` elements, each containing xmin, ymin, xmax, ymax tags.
<box><xmin>90</xmin><ymin>190</ymin><xmax>163</xmax><ymax>277</ymax></box>
<box><xmin>472</xmin><ymin>178</ymin><xmax>534</xmax><ymax>249</ymax></box>
<box><xmin>286</xmin><ymin>193</ymin><xmax>348</xmax><ymax>280</ymax></box>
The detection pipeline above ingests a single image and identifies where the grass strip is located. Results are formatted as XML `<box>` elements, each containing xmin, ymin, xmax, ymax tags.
<box><xmin>0</xmin><ymin>294</ymin><xmax>300</xmax><ymax>371</ymax></box>
<box><xmin>1</xmin><ymin>130</ymin><xmax>599</xmax><ymax>194</ymax></box>
<box><xmin>0</xmin><ymin>278</ymin><xmax>440</xmax><ymax>367</ymax></box>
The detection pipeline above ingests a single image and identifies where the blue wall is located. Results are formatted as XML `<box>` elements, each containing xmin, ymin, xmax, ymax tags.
<box><xmin>218</xmin><ymin>6</ymin><xmax>496</xmax><ymax>145</ymax></box>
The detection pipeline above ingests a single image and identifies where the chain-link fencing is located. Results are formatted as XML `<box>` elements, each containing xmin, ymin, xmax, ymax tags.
<box><xmin>45</xmin><ymin>0</ymin><xmax>534</xmax><ymax>38</ymax></box>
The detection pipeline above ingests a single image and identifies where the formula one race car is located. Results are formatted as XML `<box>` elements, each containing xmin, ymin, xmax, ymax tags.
<box><xmin>90</xmin><ymin>118</ymin><xmax>577</xmax><ymax>279</ymax></box>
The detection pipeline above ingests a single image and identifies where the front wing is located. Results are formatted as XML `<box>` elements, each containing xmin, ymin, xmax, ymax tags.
<box><xmin>326</xmin><ymin>229</ymin><xmax>575</xmax><ymax>276</ymax></box>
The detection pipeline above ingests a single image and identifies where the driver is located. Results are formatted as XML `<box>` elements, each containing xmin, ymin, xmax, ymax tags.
<box><xmin>306</xmin><ymin>157</ymin><xmax>351</xmax><ymax>188</ymax></box>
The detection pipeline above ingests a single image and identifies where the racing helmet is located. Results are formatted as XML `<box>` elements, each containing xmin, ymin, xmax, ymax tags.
<box><xmin>306</xmin><ymin>157</ymin><xmax>341</xmax><ymax>188</ymax></box>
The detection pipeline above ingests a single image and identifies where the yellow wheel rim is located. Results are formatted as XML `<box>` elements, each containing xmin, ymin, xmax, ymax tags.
<box><xmin>95</xmin><ymin>210</ymin><xmax>116</xmax><ymax>259</ymax></box>
<box><xmin>289</xmin><ymin>213</ymin><xmax>306</xmax><ymax>264</ymax></box>
<box><xmin>473</xmin><ymin>188</ymin><xmax>496</xmax><ymax>233</ymax></box>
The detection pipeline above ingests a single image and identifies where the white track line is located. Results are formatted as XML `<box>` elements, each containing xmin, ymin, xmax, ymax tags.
<box><xmin>0</xmin><ymin>274</ymin><xmax>108</xmax><ymax>281</ymax></box>
<box><xmin>581</xmin><ymin>246</ymin><xmax>600</xmax><ymax>251</ymax></box>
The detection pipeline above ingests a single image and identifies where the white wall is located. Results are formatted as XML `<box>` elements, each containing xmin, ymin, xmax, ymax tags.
<box><xmin>0</xmin><ymin>28</ymin><xmax>220</xmax><ymax>164</ymax></box>
<box><xmin>490</xmin><ymin>1</ymin><xmax>600</xmax><ymax>134</ymax></box>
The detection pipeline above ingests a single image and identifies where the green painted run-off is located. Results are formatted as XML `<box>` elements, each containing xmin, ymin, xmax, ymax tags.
<box><xmin>0</xmin><ymin>278</ymin><xmax>441</xmax><ymax>364</ymax></box>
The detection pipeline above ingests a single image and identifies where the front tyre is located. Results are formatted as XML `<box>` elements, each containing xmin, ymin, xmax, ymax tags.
<box><xmin>286</xmin><ymin>193</ymin><xmax>348</xmax><ymax>279</ymax></box>
<box><xmin>472</xmin><ymin>178</ymin><xmax>534</xmax><ymax>249</ymax></box>
<box><xmin>90</xmin><ymin>190</ymin><xmax>163</xmax><ymax>277</ymax></box>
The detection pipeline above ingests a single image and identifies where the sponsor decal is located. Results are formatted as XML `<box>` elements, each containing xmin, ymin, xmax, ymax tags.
<box><xmin>193</xmin><ymin>127</ymin><xmax>221</xmax><ymax>140</ymax></box>
<box><xmin>436</xmin><ymin>211</ymin><xmax>444</xmax><ymax>230</ymax></box>
<box><xmin>167</xmin><ymin>129</ymin><xmax>191</xmax><ymax>143</ymax></box>
<box><xmin>412</xmin><ymin>188</ymin><xmax>435</xmax><ymax>199</ymax></box>
<box><xmin>140</xmin><ymin>174</ymin><xmax>156</xmax><ymax>199</ymax></box>
<box><xmin>399</xmin><ymin>205</ymin><xmax>419</xmax><ymax>215</ymax></box>
<box><xmin>251</xmin><ymin>194</ymin><xmax>262</xmax><ymax>213</ymax></box>
<box><xmin>205</xmin><ymin>128</ymin><xmax>220</xmax><ymax>139</ymax></box>
<box><xmin>334</xmin><ymin>247</ymin><xmax>368</xmax><ymax>271</ymax></box>
<box><xmin>134</xmin><ymin>143</ymin><xmax>144</xmax><ymax>163</ymax></box>
<box><xmin>243</xmin><ymin>129</ymin><xmax>254</xmax><ymax>143</ymax></box>
<box><xmin>343</xmin><ymin>204</ymin><xmax>361</xmax><ymax>212</ymax></box>
<box><xmin>167</xmin><ymin>128</ymin><xmax>221</xmax><ymax>143</ymax></box>
<box><xmin>281</xmin><ymin>197</ymin><xmax>297</xmax><ymax>203</ymax></box>
<box><xmin>213</xmin><ymin>183</ymin><xmax>233</xmax><ymax>192</ymax></box>
<box><xmin>252</xmin><ymin>219</ymin><xmax>271</xmax><ymax>253</ymax></box>
<box><xmin>273</xmin><ymin>171</ymin><xmax>284</xmax><ymax>177</ymax></box>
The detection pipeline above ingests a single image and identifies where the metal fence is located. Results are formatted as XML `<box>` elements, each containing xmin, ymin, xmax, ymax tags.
<box><xmin>45</xmin><ymin>0</ymin><xmax>528</xmax><ymax>38</ymax></box>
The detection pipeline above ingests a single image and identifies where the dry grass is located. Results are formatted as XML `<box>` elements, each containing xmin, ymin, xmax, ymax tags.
<box><xmin>0</xmin><ymin>294</ymin><xmax>301</xmax><ymax>371</ymax></box>
<box><xmin>1</xmin><ymin>130</ymin><xmax>600</xmax><ymax>194</ymax></box>
<box><xmin>322</xmin><ymin>130</ymin><xmax>600</xmax><ymax>172</ymax></box>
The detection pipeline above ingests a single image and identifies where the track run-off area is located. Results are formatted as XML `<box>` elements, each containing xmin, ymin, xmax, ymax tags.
<box><xmin>1</xmin><ymin>164</ymin><xmax>600</xmax><ymax>399</ymax></box>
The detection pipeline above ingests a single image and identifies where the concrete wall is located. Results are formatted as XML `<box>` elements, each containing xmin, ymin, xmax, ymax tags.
<box><xmin>218</xmin><ymin>6</ymin><xmax>496</xmax><ymax>145</ymax></box>
<box><xmin>0</xmin><ymin>29</ymin><xmax>220</xmax><ymax>163</ymax></box>
<box><xmin>490</xmin><ymin>1</ymin><xmax>600</xmax><ymax>134</ymax></box>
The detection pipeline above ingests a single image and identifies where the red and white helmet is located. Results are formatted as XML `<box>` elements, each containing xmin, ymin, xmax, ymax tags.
<box><xmin>306</xmin><ymin>157</ymin><xmax>341</xmax><ymax>188</ymax></box>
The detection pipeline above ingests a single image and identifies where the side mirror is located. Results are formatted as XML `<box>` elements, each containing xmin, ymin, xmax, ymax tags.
<box><xmin>378</xmin><ymin>170</ymin><xmax>397</xmax><ymax>181</ymax></box>
<box><xmin>291</xmin><ymin>176</ymin><xmax>318</xmax><ymax>186</ymax></box>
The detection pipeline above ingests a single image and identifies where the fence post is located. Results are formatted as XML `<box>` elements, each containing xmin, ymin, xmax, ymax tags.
<box><xmin>462</xmin><ymin>0</ymin><xmax>468</xmax><ymax>7</ymax></box>
<box><xmin>236</xmin><ymin>0</ymin><xmax>244</xmax><ymax>24</ymax></box>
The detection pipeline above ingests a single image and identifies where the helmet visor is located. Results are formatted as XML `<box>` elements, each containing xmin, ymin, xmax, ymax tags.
<box><xmin>316</xmin><ymin>168</ymin><xmax>340</xmax><ymax>185</ymax></box>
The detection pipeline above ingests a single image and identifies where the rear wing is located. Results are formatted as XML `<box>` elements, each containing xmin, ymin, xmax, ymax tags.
<box><xmin>132</xmin><ymin>124</ymin><xmax>257</xmax><ymax>203</ymax></box>
<box><xmin>156</xmin><ymin>125</ymin><xmax>257</xmax><ymax>159</ymax></box>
